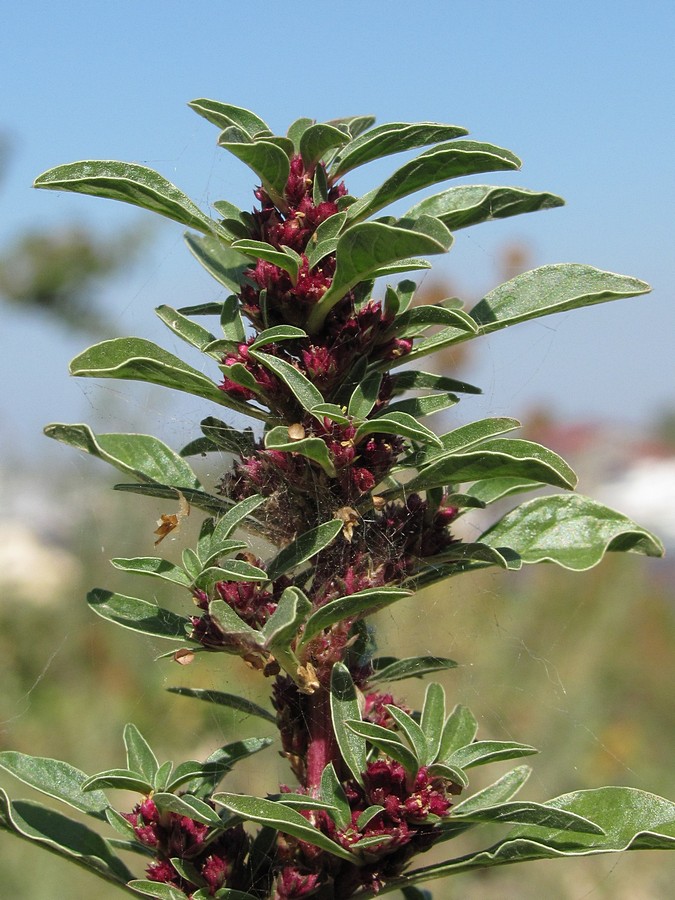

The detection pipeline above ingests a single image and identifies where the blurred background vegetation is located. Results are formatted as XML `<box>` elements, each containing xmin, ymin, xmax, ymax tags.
<box><xmin>1</xmin><ymin>206</ymin><xmax>673</xmax><ymax>898</ymax></box>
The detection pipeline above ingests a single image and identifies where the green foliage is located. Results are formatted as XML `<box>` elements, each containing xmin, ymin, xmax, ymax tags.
<box><xmin>1</xmin><ymin>101</ymin><xmax>668</xmax><ymax>899</ymax></box>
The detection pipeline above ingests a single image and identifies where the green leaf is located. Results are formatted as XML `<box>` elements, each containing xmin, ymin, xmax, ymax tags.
<box><xmin>152</xmin><ymin>793</ymin><xmax>223</xmax><ymax>828</ymax></box>
<box><xmin>44</xmin><ymin>423</ymin><xmax>201</xmax><ymax>488</ymax></box>
<box><xmin>155</xmin><ymin>305</ymin><xmax>217</xmax><ymax>353</ymax></box>
<box><xmin>300</xmin><ymin>123</ymin><xmax>350</xmax><ymax>167</ymax></box>
<box><xmin>470</xmin><ymin>264</ymin><xmax>651</xmax><ymax>332</ymax></box>
<box><xmin>264</xmin><ymin>426</ymin><xmax>337</xmax><ymax>477</ymax></box>
<box><xmin>439</xmin><ymin>705</ymin><xmax>478</xmax><ymax>760</ymax></box>
<box><xmin>123</xmin><ymin>724</ymin><xmax>159</xmax><ymax>785</ymax></box>
<box><xmin>426</xmin><ymin>762</ymin><xmax>469</xmax><ymax>789</ymax></box>
<box><xmin>356</xmin><ymin>806</ymin><xmax>386</xmax><ymax>830</ymax></box>
<box><xmin>287</xmin><ymin>116</ymin><xmax>314</xmax><ymax>152</ymax></box>
<box><xmin>405</xmin><ymin>184</ymin><xmax>564</xmax><ymax>230</ymax></box>
<box><xmin>306</xmin><ymin>211</ymin><xmax>348</xmax><ymax>269</ymax></box>
<box><xmin>407</xmin><ymin>439</ymin><xmax>577</xmax><ymax>493</ymax></box>
<box><xmin>231</xmin><ymin>240</ymin><xmax>300</xmax><ymax>282</ymax></box>
<box><xmin>301</xmin><ymin>588</ymin><xmax>411</xmax><ymax>647</ymax></box>
<box><xmin>68</xmin><ymin>338</ymin><xmax>233</xmax><ymax>407</ymax></box>
<box><xmin>195</xmin><ymin>559</ymin><xmax>267</xmax><ymax>589</ymax></box>
<box><xmin>208</xmin><ymin>600</ymin><xmax>263</xmax><ymax>641</ymax></box>
<box><xmin>262</xmin><ymin>586</ymin><xmax>312</xmax><ymax>649</ymax></box>
<box><xmin>348</xmin><ymin>371</ymin><xmax>383</xmax><ymax>419</ymax></box>
<box><xmin>250</xmin><ymin>350</ymin><xmax>324</xmax><ymax>412</ymax></box>
<box><xmin>309</xmin><ymin>402</ymin><xmax>351</xmax><ymax>424</ymax></box>
<box><xmin>370</xmin><ymin>656</ymin><xmax>458</xmax><ymax>683</ymax></box>
<box><xmin>332</xmin><ymin>121</ymin><xmax>468</xmax><ymax>178</ymax></box>
<box><xmin>166</xmin><ymin>687</ymin><xmax>276</xmax><ymax>723</ymax></box>
<box><xmin>381</xmin><ymin>392</ymin><xmax>458</xmax><ymax>420</ymax></box>
<box><xmin>217</xmin><ymin>137</ymin><xmax>290</xmax><ymax>206</ymax></box>
<box><xmin>345</xmin><ymin>140</ymin><xmax>521</xmax><ymax>223</ymax></box>
<box><xmin>266</xmin><ymin>519</ymin><xmax>343</xmax><ymax>581</ymax></box>
<box><xmin>480</xmin><ymin>494</ymin><xmax>665</xmax><ymax>570</ymax></box>
<box><xmin>447</xmin><ymin>740</ymin><xmax>539</xmax><ymax>769</ymax></box>
<box><xmin>306</xmin><ymin>220</ymin><xmax>452</xmax><ymax>332</ymax></box>
<box><xmin>211</xmin><ymin>494</ymin><xmax>267</xmax><ymax>543</ymax></box>
<box><xmin>178</xmin><ymin>300</ymin><xmax>226</xmax><ymax>316</ymax></box>
<box><xmin>212</xmin><ymin>793</ymin><xmax>354</xmax><ymax>863</ymax></box>
<box><xmin>127</xmin><ymin>881</ymin><xmax>188</xmax><ymax>900</ymax></box>
<box><xmin>330</xmin><ymin>662</ymin><xmax>367</xmax><ymax>786</ymax></box>
<box><xmin>199</xmin><ymin>417</ymin><xmax>256</xmax><ymax>455</ymax></box>
<box><xmin>0</xmin><ymin>752</ymin><xmax>108</xmax><ymax>819</ymax></box>
<box><xmin>201</xmin><ymin>540</ymin><xmax>249</xmax><ymax>569</ymax></box>
<box><xmin>34</xmin><ymin>160</ymin><xmax>225</xmax><ymax>238</ymax></box>
<box><xmin>453</xmin><ymin>765</ymin><xmax>532</xmax><ymax>815</ymax></box>
<box><xmin>110</xmin><ymin>557</ymin><xmax>191</xmax><ymax>588</ymax></box>
<box><xmin>268</xmin><ymin>794</ymin><xmax>341</xmax><ymax>814</ymax></box>
<box><xmin>184</xmin><ymin>232</ymin><xmax>251</xmax><ymax>296</ymax></box>
<box><xmin>166</xmin><ymin>744</ymin><xmax>271</xmax><ymax>799</ymax></box>
<box><xmin>113</xmin><ymin>483</ymin><xmax>232</xmax><ymax>517</ymax></box>
<box><xmin>466</xmin><ymin>477</ymin><xmax>543</xmax><ymax>505</ymax></box>
<box><xmin>420</xmin><ymin>418</ymin><xmax>521</xmax><ymax>460</ymax></box>
<box><xmin>452</xmin><ymin>800</ymin><xmax>604</xmax><ymax>834</ymax></box>
<box><xmin>387</xmin><ymin>304</ymin><xmax>478</xmax><ymax>339</ymax></box>
<box><xmin>82</xmin><ymin>768</ymin><xmax>153</xmax><ymax>794</ymax></box>
<box><xmin>87</xmin><ymin>589</ymin><xmax>192</xmax><ymax>642</ymax></box>
<box><xmin>389</xmin><ymin>374</ymin><xmax>477</xmax><ymax>402</ymax></box>
<box><xmin>398</xmin><ymin>788</ymin><xmax>675</xmax><ymax>889</ymax></box>
<box><xmin>182</xmin><ymin>548</ymin><xmax>202</xmax><ymax>581</ymax></box>
<box><xmin>250</xmin><ymin>325</ymin><xmax>307</xmax><ymax>349</ymax></box>
<box><xmin>384</xmin><ymin>706</ymin><xmax>427</xmax><ymax>766</ymax></box>
<box><xmin>420</xmin><ymin>683</ymin><xmax>446</xmax><ymax>765</ymax></box>
<box><xmin>189</xmin><ymin>99</ymin><xmax>271</xmax><ymax>139</ymax></box>
<box><xmin>327</xmin><ymin>114</ymin><xmax>376</xmax><ymax>140</ymax></box>
<box><xmin>105</xmin><ymin>807</ymin><xmax>138</xmax><ymax>840</ymax></box>
<box><xmin>355</xmin><ymin>411</ymin><xmax>442</xmax><ymax>448</ymax></box>
<box><xmin>409</xmin><ymin>544</ymin><xmax>520</xmax><ymax>582</ymax></box>
<box><xmin>0</xmin><ymin>789</ymin><xmax>133</xmax><ymax>885</ymax></box>
<box><xmin>154</xmin><ymin>761</ymin><xmax>174</xmax><ymax>792</ymax></box>
<box><xmin>165</xmin><ymin>760</ymin><xmax>232</xmax><ymax>795</ymax></box>
<box><xmin>320</xmin><ymin>763</ymin><xmax>352</xmax><ymax>830</ymax></box>
<box><xmin>346</xmin><ymin>721</ymin><xmax>419</xmax><ymax>776</ymax></box>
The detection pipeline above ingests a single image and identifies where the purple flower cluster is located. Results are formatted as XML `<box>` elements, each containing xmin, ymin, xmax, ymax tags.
<box><xmin>186</xmin><ymin>145</ymin><xmax>464</xmax><ymax>897</ymax></box>
<box><xmin>273</xmin><ymin>759</ymin><xmax>460</xmax><ymax>897</ymax></box>
<box><xmin>123</xmin><ymin>798</ymin><xmax>247</xmax><ymax>896</ymax></box>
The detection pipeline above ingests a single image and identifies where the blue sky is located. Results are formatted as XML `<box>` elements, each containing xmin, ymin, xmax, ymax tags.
<box><xmin>2</xmin><ymin>0</ymin><xmax>674</xmax><ymax>460</ymax></box>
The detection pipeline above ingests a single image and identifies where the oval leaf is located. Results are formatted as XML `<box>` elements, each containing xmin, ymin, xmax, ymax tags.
<box><xmin>212</xmin><ymin>793</ymin><xmax>354</xmax><ymax>862</ymax></box>
<box><xmin>307</xmin><ymin>220</ymin><xmax>452</xmax><ymax>332</ymax></box>
<box><xmin>34</xmin><ymin>160</ymin><xmax>224</xmax><ymax>237</ymax></box>
<box><xmin>68</xmin><ymin>338</ymin><xmax>239</xmax><ymax>408</ymax></box>
<box><xmin>266</xmin><ymin>519</ymin><xmax>343</xmax><ymax>581</ymax></box>
<box><xmin>453</xmin><ymin>765</ymin><xmax>532</xmax><ymax>815</ymax></box>
<box><xmin>332</xmin><ymin>121</ymin><xmax>468</xmax><ymax>178</ymax></box>
<box><xmin>330</xmin><ymin>662</ymin><xmax>367</xmax><ymax>786</ymax></box>
<box><xmin>87</xmin><ymin>589</ymin><xmax>191</xmax><ymax>642</ymax></box>
<box><xmin>480</xmin><ymin>494</ymin><xmax>665</xmax><ymax>570</ymax></box>
<box><xmin>406</xmin><ymin>184</ymin><xmax>564</xmax><ymax>231</ymax></box>
<box><xmin>345</xmin><ymin>140</ymin><xmax>521</xmax><ymax>223</ymax></box>
<box><xmin>470</xmin><ymin>264</ymin><xmax>651</xmax><ymax>331</ymax></box>
<box><xmin>110</xmin><ymin>557</ymin><xmax>191</xmax><ymax>588</ymax></box>
<box><xmin>0</xmin><ymin>752</ymin><xmax>108</xmax><ymax>819</ymax></box>
<box><xmin>370</xmin><ymin>656</ymin><xmax>458</xmax><ymax>683</ymax></box>
<box><xmin>301</xmin><ymin>588</ymin><xmax>411</xmax><ymax>647</ymax></box>
<box><xmin>166</xmin><ymin>687</ymin><xmax>276</xmax><ymax>724</ymax></box>
<box><xmin>184</xmin><ymin>232</ymin><xmax>251</xmax><ymax>295</ymax></box>
<box><xmin>408</xmin><ymin>439</ymin><xmax>576</xmax><ymax>492</ymax></box>
<box><xmin>44</xmin><ymin>423</ymin><xmax>201</xmax><ymax>488</ymax></box>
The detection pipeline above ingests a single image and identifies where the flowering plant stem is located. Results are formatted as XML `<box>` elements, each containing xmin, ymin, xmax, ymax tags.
<box><xmin>1</xmin><ymin>101</ymin><xmax>673</xmax><ymax>899</ymax></box>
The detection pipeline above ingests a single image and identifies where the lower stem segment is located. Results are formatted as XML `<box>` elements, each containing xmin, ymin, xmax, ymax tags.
<box><xmin>305</xmin><ymin>687</ymin><xmax>339</xmax><ymax>792</ymax></box>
